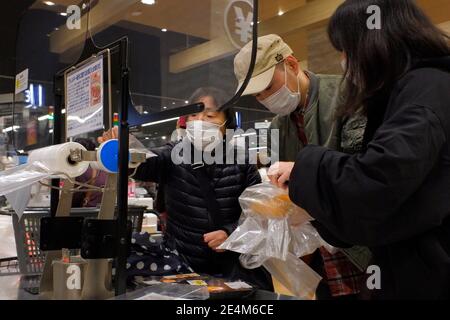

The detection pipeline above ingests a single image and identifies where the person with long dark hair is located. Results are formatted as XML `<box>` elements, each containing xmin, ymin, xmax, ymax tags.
<box><xmin>268</xmin><ymin>0</ymin><xmax>450</xmax><ymax>299</ymax></box>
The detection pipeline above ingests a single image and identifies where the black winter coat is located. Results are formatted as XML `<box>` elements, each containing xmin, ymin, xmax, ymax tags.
<box><xmin>134</xmin><ymin>139</ymin><xmax>273</xmax><ymax>290</ymax></box>
<box><xmin>289</xmin><ymin>57</ymin><xmax>450</xmax><ymax>299</ymax></box>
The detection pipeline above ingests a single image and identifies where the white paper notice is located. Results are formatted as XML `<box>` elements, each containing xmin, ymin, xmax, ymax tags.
<box><xmin>66</xmin><ymin>57</ymin><xmax>104</xmax><ymax>138</ymax></box>
<box><xmin>15</xmin><ymin>69</ymin><xmax>29</xmax><ymax>95</ymax></box>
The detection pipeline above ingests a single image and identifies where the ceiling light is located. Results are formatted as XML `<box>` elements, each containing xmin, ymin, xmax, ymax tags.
<box><xmin>60</xmin><ymin>12</ymin><xmax>68</xmax><ymax>16</ymax></box>
<box><xmin>278</xmin><ymin>10</ymin><xmax>284</xmax><ymax>16</ymax></box>
<box><xmin>141</xmin><ymin>0</ymin><xmax>156</xmax><ymax>5</ymax></box>
<box><xmin>161</xmin><ymin>28</ymin><xmax>167</xmax><ymax>32</ymax></box>
<box><xmin>43</xmin><ymin>1</ymin><xmax>55</xmax><ymax>6</ymax></box>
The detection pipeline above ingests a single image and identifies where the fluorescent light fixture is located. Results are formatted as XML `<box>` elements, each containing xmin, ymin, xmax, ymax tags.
<box><xmin>38</xmin><ymin>115</ymin><xmax>50</xmax><ymax>121</ymax></box>
<box><xmin>141</xmin><ymin>0</ymin><xmax>156</xmax><ymax>5</ymax></box>
<box><xmin>2</xmin><ymin>126</ymin><xmax>20</xmax><ymax>133</ymax></box>
<box><xmin>142</xmin><ymin>117</ymin><xmax>179</xmax><ymax>127</ymax></box>
<box><xmin>38</xmin><ymin>85</ymin><xmax>43</xmax><ymax>107</ymax></box>
<box><xmin>43</xmin><ymin>1</ymin><xmax>55</xmax><ymax>6</ymax></box>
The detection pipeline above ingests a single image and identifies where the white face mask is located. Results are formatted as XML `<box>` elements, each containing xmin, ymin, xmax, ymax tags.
<box><xmin>186</xmin><ymin>120</ymin><xmax>226</xmax><ymax>151</ymax></box>
<box><xmin>260</xmin><ymin>64</ymin><xmax>301</xmax><ymax>116</ymax></box>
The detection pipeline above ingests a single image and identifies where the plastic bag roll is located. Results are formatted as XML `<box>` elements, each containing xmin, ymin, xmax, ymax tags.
<box><xmin>27</xmin><ymin>142</ymin><xmax>89</xmax><ymax>178</ymax></box>
<box><xmin>0</xmin><ymin>142</ymin><xmax>90</xmax><ymax>218</ymax></box>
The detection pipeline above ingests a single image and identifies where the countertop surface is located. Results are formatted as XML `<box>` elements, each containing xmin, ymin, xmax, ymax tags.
<box><xmin>0</xmin><ymin>274</ymin><xmax>298</xmax><ymax>300</ymax></box>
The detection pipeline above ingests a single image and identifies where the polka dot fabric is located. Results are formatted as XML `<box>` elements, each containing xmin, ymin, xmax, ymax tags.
<box><xmin>125</xmin><ymin>232</ymin><xmax>194</xmax><ymax>279</ymax></box>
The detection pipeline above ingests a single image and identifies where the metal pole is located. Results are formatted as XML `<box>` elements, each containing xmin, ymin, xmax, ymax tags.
<box><xmin>51</xmin><ymin>76</ymin><xmax>64</xmax><ymax>217</ymax></box>
<box><xmin>115</xmin><ymin>38</ymin><xmax>130</xmax><ymax>296</ymax></box>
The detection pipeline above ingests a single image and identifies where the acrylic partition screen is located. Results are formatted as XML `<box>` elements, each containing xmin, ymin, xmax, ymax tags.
<box><xmin>10</xmin><ymin>0</ymin><xmax>260</xmax><ymax>152</ymax></box>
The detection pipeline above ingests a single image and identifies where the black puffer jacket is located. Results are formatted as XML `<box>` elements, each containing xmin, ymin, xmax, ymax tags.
<box><xmin>134</xmin><ymin>139</ymin><xmax>273</xmax><ymax>289</ymax></box>
<box><xmin>289</xmin><ymin>57</ymin><xmax>450</xmax><ymax>299</ymax></box>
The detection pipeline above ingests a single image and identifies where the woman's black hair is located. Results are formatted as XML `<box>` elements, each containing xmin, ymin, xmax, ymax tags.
<box><xmin>189</xmin><ymin>87</ymin><xmax>237</xmax><ymax>129</ymax></box>
<box><xmin>328</xmin><ymin>0</ymin><xmax>450</xmax><ymax>116</ymax></box>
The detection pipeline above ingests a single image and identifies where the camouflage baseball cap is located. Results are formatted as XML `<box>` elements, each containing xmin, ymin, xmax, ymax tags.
<box><xmin>234</xmin><ymin>34</ymin><xmax>293</xmax><ymax>96</ymax></box>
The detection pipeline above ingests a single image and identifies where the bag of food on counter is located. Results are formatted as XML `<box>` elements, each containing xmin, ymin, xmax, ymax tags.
<box><xmin>219</xmin><ymin>183</ymin><xmax>336</xmax><ymax>299</ymax></box>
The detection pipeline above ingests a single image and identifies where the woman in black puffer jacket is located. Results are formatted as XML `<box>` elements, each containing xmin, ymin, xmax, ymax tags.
<box><xmin>103</xmin><ymin>88</ymin><xmax>273</xmax><ymax>291</ymax></box>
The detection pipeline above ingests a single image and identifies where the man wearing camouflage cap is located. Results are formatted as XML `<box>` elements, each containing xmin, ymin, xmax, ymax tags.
<box><xmin>234</xmin><ymin>34</ymin><xmax>369</xmax><ymax>300</ymax></box>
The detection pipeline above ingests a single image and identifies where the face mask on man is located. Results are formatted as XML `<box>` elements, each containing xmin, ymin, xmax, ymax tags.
<box><xmin>260</xmin><ymin>64</ymin><xmax>301</xmax><ymax>116</ymax></box>
<box><xmin>186</xmin><ymin>120</ymin><xmax>226</xmax><ymax>151</ymax></box>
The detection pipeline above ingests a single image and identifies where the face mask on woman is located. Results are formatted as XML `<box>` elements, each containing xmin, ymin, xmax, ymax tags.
<box><xmin>260</xmin><ymin>64</ymin><xmax>301</xmax><ymax>116</ymax></box>
<box><xmin>186</xmin><ymin>120</ymin><xmax>226</xmax><ymax>151</ymax></box>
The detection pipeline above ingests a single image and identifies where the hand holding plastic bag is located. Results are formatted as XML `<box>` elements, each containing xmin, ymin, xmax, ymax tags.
<box><xmin>219</xmin><ymin>183</ymin><xmax>336</xmax><ymax>299</ymax></box>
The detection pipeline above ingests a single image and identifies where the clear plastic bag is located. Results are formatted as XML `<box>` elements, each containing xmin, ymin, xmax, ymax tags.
<box><xmin>263</xmin><ymin>253</ymin><xmax>322</xmax><ymax>300</ymax></box>
<box><xmin>219</xmin><ymin>183</ymin><xmax>337</xmax><ymax>299</ymax></box>
<box><xmin>111</xmin><ymin>283</ymin><xmax>209</xmax><ymax>300</ymax></box>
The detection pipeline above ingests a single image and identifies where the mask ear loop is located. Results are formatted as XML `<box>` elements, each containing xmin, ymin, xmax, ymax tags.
<box><xmin>285</xmin><ymin>62</ymin><xmax>301</xmax><ymax>95</ymax></box>
<box><xmin>284</xmin><ymin>62</ymin><xmax>288</xmax><ymax>88</ymax></box>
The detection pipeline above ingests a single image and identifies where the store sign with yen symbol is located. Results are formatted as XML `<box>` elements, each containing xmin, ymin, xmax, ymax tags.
<box><xmin>224</xmin><ymin>0</ymin><xmax>254</xmax><ymax>49</ymax></box>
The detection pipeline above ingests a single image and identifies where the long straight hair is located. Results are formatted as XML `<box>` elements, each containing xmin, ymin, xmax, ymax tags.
<box><xmin>328</xmin><ymin>0</ymin><xmax>450</xmax><ymax>116</ymax></box>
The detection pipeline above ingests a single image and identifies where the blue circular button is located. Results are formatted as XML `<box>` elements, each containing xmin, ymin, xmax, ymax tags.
<box><xmin>98</xmin><ymin>139</ymin><xmax>119</xmax><ymax>173</ymax></box>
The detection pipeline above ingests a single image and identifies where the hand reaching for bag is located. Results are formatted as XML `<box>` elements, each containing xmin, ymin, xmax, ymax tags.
<box><xmin>98</xmin><ymin>126</ymin><xmax>119</xmax><ymax>144</ymax></box>
<box><xmin>204</xmin><ymin>230</ymin><xmax>228</xmax><ymax>253</ymax></box>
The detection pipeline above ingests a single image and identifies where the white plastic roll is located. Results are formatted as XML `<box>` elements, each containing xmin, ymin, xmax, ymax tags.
<box><xmin>0</xmin><ymin>142</ymin><xmax>90</xmax><ymax>218</ymax></box>
<box><xmin>28</xmin><ymin>142</ymin><xmax>90</xmax><ymax>178</ymax></box>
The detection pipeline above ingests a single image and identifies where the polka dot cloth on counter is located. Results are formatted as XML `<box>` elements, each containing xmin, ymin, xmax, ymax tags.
<box><xmin>117</xmin><ymin>231</ymin><xmax>194</xmax><ymax>280</ymax></box>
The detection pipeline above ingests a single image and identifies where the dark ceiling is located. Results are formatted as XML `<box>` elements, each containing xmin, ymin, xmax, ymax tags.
<box><xmin>0</xmin><ymin>0</ymin><xmax>36</xmax><ymax>92</ymax></box>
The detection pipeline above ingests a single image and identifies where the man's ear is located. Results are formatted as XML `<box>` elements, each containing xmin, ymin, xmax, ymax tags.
<box><xmin>285</xmin><ymin>56</ymin><xmax>300</xmax><ymax>75</ymax></box>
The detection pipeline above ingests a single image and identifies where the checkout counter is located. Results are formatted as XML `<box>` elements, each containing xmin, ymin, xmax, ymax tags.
<box><xmin>0</xmin><ymin>209</ymin><xmax>298</xmax><ymax>301</ymax></box>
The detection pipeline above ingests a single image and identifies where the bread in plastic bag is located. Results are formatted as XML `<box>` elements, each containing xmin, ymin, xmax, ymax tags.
<box><xmin>219</xmin><ymin>183</ymin><xmax>337</xmax><ymax>299</ymax></box>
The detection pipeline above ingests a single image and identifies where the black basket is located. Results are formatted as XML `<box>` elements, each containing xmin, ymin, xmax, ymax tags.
<box><xmin>12</xmin><ymin>206</ymin><xmax>145</xmax><ymax>275</ymax></box>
